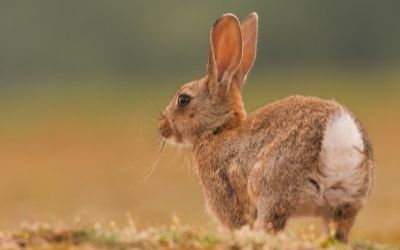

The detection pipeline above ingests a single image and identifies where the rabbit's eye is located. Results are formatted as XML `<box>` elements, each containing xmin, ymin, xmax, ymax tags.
<box><xmin>177</xmin><ymin>94</ymin><xmax>191</xmax><ymax>108</ymax></box>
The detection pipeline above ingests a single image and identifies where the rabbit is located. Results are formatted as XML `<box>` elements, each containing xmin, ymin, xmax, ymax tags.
<box><xmin>158</xmin><ymin>12</ymin><xmax>373</xmax><ymax>243</ymax></box>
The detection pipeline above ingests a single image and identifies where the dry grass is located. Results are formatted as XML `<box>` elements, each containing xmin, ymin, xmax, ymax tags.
<box><xmin>0</xmin><ymin>219</ymin><xmax>396</xmax><ymax>250</ymax></box>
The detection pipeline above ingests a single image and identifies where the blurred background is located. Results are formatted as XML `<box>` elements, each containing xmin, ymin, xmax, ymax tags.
<box><xmin>0</xmin><ymin>0</ymin><xmax>399</xmax><ymax>245</ymax></box>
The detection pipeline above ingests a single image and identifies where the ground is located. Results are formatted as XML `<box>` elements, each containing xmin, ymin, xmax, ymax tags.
<box><xmin>0</xmin><ymin>219</ymin><xmax>395</xmax><ymax>250</ymax></box>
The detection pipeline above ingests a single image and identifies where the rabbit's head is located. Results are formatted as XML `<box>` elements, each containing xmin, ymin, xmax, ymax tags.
<box><xmin>159</xmin><ymin>13</ymin><xmax>258</xmax><ymax>146</ymax></box>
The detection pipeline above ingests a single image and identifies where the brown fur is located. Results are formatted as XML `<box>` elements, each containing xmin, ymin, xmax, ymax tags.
<box><xmin>158</xmin><ymin>13</ymin><xmax>373</xmax><ymax>243</ymax></box>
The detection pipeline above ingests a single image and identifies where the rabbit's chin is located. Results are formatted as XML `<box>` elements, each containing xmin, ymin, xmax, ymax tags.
<box><xmin>163</xmin><ymin>136</ymin><xmax>192</xmax><ymax>148</ymax></box>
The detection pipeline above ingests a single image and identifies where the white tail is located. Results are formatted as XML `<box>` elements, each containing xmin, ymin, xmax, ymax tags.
<box><xmin>320</xmin><ymin>109</ymin><xmax>365</xmax><ymax>205</ymax></box>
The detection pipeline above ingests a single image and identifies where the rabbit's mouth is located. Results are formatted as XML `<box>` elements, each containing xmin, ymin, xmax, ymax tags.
<box><xmin>158</xmin><ymin>116</ymin><xmax>189</xmax><ymax>146</ymax></box>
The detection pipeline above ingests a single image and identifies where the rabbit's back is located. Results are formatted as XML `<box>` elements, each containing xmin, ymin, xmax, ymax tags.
<box><xmin>247</xmin><ymin>95</ymin><xmax>340</xmax><ymax>167</ymax></box>
<box><xmin>249</xmin><ymin>95</ymin><xmax>339</xmax><ymax>136</ymax></box>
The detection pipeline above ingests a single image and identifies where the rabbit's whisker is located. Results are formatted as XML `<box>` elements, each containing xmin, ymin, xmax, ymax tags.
<box><xmin>129</xmin><ymin>139</ymin><xmax>166</xmax><ymax>189</ymax></box>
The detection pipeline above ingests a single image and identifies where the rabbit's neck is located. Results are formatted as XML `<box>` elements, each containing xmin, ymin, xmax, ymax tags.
<box><xmin>227</xmin><ymin>82</ymin><xmax>247</xmax><ymax>123</ymax></box>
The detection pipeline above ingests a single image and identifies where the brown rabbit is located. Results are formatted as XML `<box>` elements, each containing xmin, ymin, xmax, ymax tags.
<box><xmin>158</xmin><ymin>12</ymin><xmax>373</xmax><ymax>243</ymax></box>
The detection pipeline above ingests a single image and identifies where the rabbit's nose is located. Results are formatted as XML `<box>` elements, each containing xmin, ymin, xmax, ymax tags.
<box><xmin>159</xmin><ymin>117</ymin><xmax>172</xmax><ymax>139</ymax></box>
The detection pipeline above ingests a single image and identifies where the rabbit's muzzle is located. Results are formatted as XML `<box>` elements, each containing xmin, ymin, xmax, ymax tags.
<box><xmin>158</xmin><ymin>116</ymin><xmax>172</xmax><ymax>139</ymax></box>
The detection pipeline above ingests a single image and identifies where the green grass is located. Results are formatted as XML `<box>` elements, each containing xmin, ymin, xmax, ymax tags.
<box><xmin>0</xmin><ymin>219</ymin><xmax>395</xmax><ymax>250</ymax></box>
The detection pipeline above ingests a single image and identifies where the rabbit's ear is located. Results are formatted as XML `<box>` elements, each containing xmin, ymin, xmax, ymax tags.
<box><xmin>236</xmin><ymin>12</ymin><xmax>258</xmax><ymax>89</ymax></box>
<box><xmin>207</xmin><ymin>14</ymin><xmax>242</xmax><ymax>95</ymax></box>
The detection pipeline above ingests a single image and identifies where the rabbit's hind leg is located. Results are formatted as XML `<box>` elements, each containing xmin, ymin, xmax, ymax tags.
<box><xmin>322</xmin><ymin>203</ymin><xmax>359</xmax><ymax>243</ymax></box>
<box><xmin>332</xmin><ymin>203</ymin><xmax>359</xmax><ymax>243</ymax></box>
<box><xmin>248</xmin><ymin>128</ymin><xmax>318</xmax><ymax>233</ymax></box>
<box><xmin>249</xmin><ymin>156</ymin><xmax>302</xmax><ymax>233</ymax></box>
<box><xmin>253</xmin><ymin>193</ymin><xmax>291</xmax><ymax>232</ymax></box>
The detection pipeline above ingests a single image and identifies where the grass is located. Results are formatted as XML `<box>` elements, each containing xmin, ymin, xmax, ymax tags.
<box><xmin>0</xmin><ymin>218</ymin><xmax>395</xmax><ymax>250</ymax></box>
